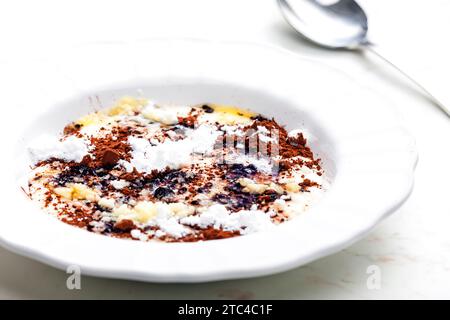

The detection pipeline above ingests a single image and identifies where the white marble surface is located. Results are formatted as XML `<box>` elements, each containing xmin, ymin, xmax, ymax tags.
<box><xmin>0</xmin><ymin>0</ymin><xmax>449</xmax><ymax>299</ymax></box>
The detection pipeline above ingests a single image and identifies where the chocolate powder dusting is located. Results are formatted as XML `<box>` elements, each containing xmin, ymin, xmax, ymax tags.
<box><xmin>101</xmin><ymin>149</ymin><xmax>120</xmax><ymax>167</ymax></box>
<box><xmin>120</xmin><ymin>168</ymin><xmax>143</xmax><ymax>181</ymax></box>
<box><xmin>177</xmin><ymin>227</ymin><xmax>240</xmax><ymax>242</ymax></box>
<box><xmin>63</xmin><ymin>122</ymin><xmax>82</xmax><ymax>135</ymax></box>
<box><xmin>299</xmin><ymin>178</ymin><xmax>320</xmax><ymax>192</ymax></box>
<box><xmin>114</xmin><ymin>219</ymin><xmax>136</xmax><ymax>232</ymax></box>
<box><xmin>178</xmin><ymin>108</ymin><xmax>199</xmax><ymax>128</ymax></box>
<box><xmin>83</xmin><ymin>126</ymin><xmax>132</xmax><ymax>169</ymax></box>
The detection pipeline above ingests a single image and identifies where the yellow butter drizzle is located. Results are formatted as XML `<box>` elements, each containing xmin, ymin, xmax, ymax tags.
<box><xmin>208</xmin><ymin>104</ymin><xmax>256</xmax><ymax>125</ymax></box>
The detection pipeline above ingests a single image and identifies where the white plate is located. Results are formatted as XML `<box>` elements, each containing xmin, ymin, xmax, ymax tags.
<box><xmin>0</xmin><ymin>39</ymin><xmax>417</xmax><ymax>283</ymax></box>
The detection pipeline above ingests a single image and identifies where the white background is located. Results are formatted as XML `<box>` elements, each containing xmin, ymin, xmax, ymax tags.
<box><xmin>0</xmin><ymin>0</ymin><xmax>449</xmax><ymax>299</ymax></box>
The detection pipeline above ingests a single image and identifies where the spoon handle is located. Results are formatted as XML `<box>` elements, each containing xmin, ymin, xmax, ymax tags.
<box><xmin>364</xmin><ymin>42</ymin><xmax>450</xmax><ymax>117</ymax></box>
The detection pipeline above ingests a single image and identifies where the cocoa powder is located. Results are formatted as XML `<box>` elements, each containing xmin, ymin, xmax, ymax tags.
<box><xmin>82</xmin><ymin>126</ymin><xmax>131</xmax><ymax>169</ymax></box>
<box><xmin>113</xmin><ymin>219</ymin><xmax>135</xmax><ymax>231</ymax></box>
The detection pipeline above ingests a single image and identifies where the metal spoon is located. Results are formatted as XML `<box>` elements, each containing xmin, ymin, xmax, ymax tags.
<box><xmin>278</xmin><ymin>0</ymin><xmax>450</xmax><ymax>116</ymax></box>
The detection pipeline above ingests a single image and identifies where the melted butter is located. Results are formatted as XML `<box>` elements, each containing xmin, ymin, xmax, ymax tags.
<box><xmin>209</xmin><ymin>104</ymin><xmax>256</xmax><ymax>125</ymax></box>
<box><xmin>54</xmin><ymin>183</ymin><xmax>99</xmax><ymax>201</ymax></box>
<box><xmin>107</xmin><ymin>96</ymin><xmax>147</xmax><ymax>116</ymax></box>
<box><xmin>75</xmin><ymin>112</ymin><xmax>107</xmax><ymax>127</ymax></box>
<box><xmin>76</xmin><ymin>96</ymin><xmax>147</xmax><ymax>127</ymax></box>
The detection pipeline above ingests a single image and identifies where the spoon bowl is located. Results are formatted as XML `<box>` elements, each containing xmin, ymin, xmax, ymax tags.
<box><xmin>278</xmin><ymin>0</ymin><xmax>368</xmax><ymax>49</ymax></box>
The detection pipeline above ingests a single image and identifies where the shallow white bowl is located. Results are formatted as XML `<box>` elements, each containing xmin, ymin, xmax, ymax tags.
<box><xmin>0</xmin><ymin>39</ymin><xmax>417</xmax><ymax>283</ymax></box>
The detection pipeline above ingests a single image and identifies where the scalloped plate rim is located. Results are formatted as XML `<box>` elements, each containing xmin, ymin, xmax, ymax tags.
<box><xmin>0</xmin><ymin>38</ymin><xmax>417</xmax><ymax>283</ymax></box>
